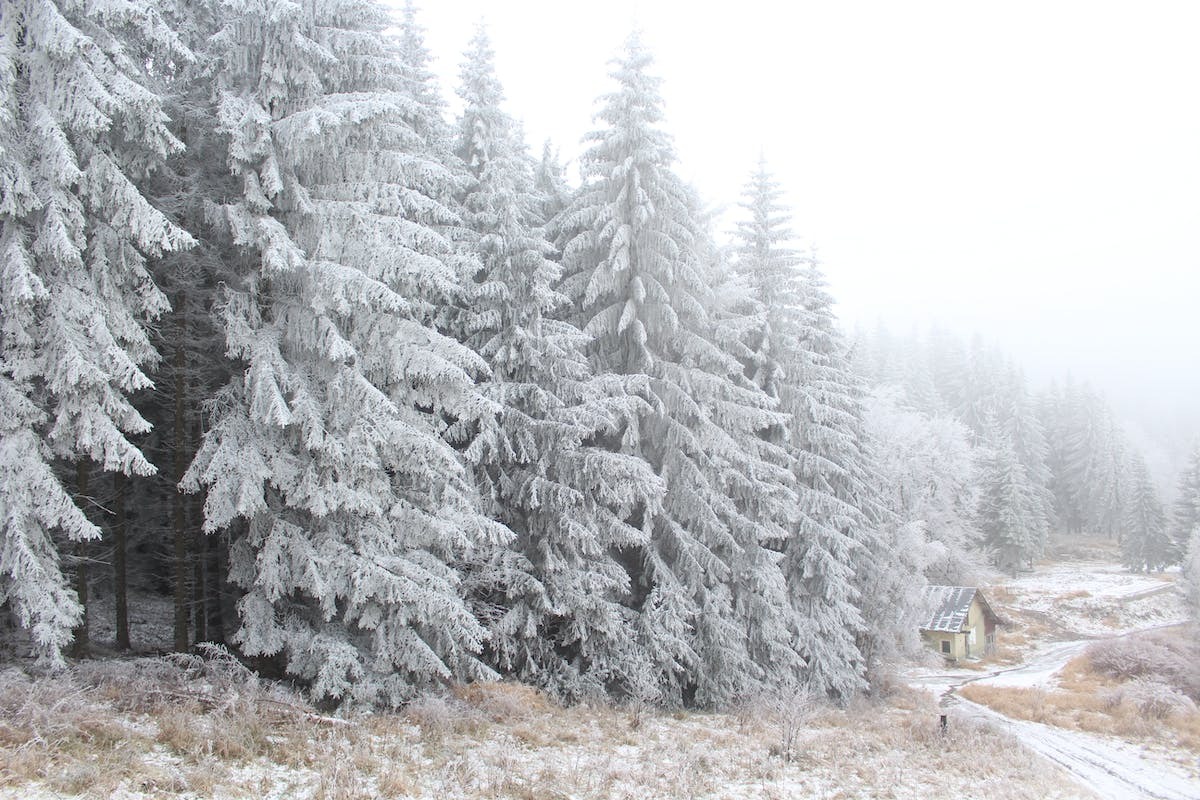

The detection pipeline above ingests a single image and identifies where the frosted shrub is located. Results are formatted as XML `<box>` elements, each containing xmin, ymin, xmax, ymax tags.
<box><xmin>1087</xmin><ymin>632</ymin><xmax>1200</xmax><ymax>700</ymax></box>
<box><xmin>405</xmin><ymin>693</ymin><xmax>485</xmax><ymax>738</ymax></box>
<box><xmin>739</xmin><ymin>682</ymin><xmax>819</xmax><ymax>762</ymax></box>
<box><xmin>454</xmin><ymin>682</ymin><xmax>549</xmax><ymax>723</ymax></box>
<box><xmin>1109</xmin><ymin>680</ymin><xmax>1197</xmax><ymax>719</ymax></box>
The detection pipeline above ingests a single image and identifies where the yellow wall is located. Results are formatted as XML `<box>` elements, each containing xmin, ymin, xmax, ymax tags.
<box><xmin>921</xmin><ymin>630</ymin><xmax>966</xmax><ymax>660</ymax></box>
<box><xmin>964</xmin><ymin>597</ymin><xmax>996</xmax><ymax>658</ymax></box>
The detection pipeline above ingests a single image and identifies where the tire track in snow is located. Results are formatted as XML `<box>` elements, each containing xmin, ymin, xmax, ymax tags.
<box><xmin>948</xmin><ymin>695</ymin><xmax>1199</xmax><ymax>800</ymax></box>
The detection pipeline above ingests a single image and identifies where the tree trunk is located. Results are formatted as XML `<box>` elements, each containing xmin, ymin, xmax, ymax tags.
<box><xmin>173</xmin><ymin>336</ymin><xmax>189</xmax><ymax>653</ymax></box>
<box><xmin>70</xmin><ymin>461</ymin><xmax>90</xmax><ymax>659</ymax></box>
<box><xmin>192</xmin><ymin>475</ymin><xmax>207</xmax><ymax>643</ymax></box>
<box><xmin>114</xmin><ymin>471</ymin><xmax>130</xmax><ymax>651</ymax></box>
<box><xmin>214</xmin><ymin>526</ymin><xmax>236</xmax><ymax>646</ymax></box>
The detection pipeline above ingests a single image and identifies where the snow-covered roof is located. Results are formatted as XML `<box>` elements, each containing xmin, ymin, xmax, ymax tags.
<box><xmin>919</xmin><ymin>586</ymin><xmax>997</xmax><ymax>633</ymax></box>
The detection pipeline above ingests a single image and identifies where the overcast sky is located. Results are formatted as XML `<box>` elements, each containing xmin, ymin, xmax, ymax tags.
<box><xmin>389</xmin><ymin>0</ymin><xmax>1199</xmax><ymax>443</ymax></box>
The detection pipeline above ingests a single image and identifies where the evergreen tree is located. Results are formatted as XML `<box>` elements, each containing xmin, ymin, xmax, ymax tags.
<box><xmin>789</xmin><ymin>260</ymin><xmax>887</xmax><ymax>695</ymax></box>
<box><xmin>730</xmin><ymin>162</ymin><xmax>875</xmax><ymax>697</ymax></box>
<box><xmin>452</xmin><ymin>28</ymin><xmax>662</xmax><ymax>700</ymax></box>
<box><xmin>556</xmin><ymin>36</ymin><xmax>792</xmax><ymax>705</ymax></box>
<box><xmin>1169</xmin><ymin>446</ymin><xmax>1200</xmax><ymax>563</ymax></box>
<box><xmin>181</xmin><ymin>0</ymin><xmax>504</xmax><ymax>706</ymax></box>
<box><xmin>1182</xmin><ymin>527</ymin><xmax>1200</xmax><ymax>622</ymax></box>
<box><xmin>533</xmin><ymin>141</ymin><xmax>572</xmax><ymax>227</ymax></box>
<box><xmin>1000</xmin><ymin>369</ymin><xmax>1053</xmax><ymax>555</ymax></box>
<box><xmin>0</xmin><ymin>0</ymin><xmax>193</xmax><ymax>663</ymax></box>
<box><xmin>1122</xmin><ymin>454</ymin><xmax>1170</xmax><ymax>572</ymax></box>
<box><xmin>977</xmin><ymin>427</ymin><xmax>1040</xmax><ymax>576</ymax></box>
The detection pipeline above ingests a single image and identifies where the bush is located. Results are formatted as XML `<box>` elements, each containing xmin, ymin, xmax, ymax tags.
<box><xmin>1086</xmin><ymin>630</ymin><xmax>1200</xmax><ymax>700</ymax></box>
<box><xmin>405</xmin><ymin>693</ymin><xmax>486</xmax><ymax>738</ymax></box>
<box><xmin>735</xmin><ymin>682</ymin><xmax>819</xmax><ymax>763</ymax></box>
<box><xmin>1107</xmin><ymin>680</ymin><xmax>1197</xmax><ymax>720</ymax></box>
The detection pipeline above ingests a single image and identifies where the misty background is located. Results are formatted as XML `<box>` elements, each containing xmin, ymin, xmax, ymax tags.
<box><xmin>393</xmin><ymin>0</ymin><xmax>1200</xmax><ymax>491</ymax></box>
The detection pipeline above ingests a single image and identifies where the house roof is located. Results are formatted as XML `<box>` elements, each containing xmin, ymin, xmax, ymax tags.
<box><xmin>919</xmin><ymin>586</ymin><xmax>1000</xmax><ymax>633</ymax></box>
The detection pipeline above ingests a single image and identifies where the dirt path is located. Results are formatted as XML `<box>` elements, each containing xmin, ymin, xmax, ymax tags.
<box><xmin>949</xmin><ymin>694</ymin><xmax>1198</xmax><ymax>800</ymax></box>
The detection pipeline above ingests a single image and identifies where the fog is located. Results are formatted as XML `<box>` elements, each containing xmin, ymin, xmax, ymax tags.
<box><xmin>402</xmin><ymin>0</ymin><xmax>1200</xmax><ymax>463</ymax></box>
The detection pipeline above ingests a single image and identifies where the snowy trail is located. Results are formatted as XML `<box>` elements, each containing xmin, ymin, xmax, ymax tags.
<box><xmin>949</xmin><ymin>696</ymin><xmax>1199</xmax><ymax>800</ymax></box>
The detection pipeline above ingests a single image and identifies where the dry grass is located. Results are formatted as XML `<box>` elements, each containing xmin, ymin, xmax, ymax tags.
<box><xmin>960</xmin><ymin>628</ymin><xmax>1200</xmax><ymax>755</ymax></box>
<box><xmin>0</xmin><ymin>656</ymin><xmax>1093</xmax><ymax>800</ymax></box>
<box><xmin>1047</xmin><ymin>535</ymin><xmax>1122</xmax><ymax>561</ymax></box>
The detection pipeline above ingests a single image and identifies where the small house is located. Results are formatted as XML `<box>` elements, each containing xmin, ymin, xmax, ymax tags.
<box><xmin>919</xmin><ymin>586</ymin><xmax>1001</xmax><ymax>660</ymax></box>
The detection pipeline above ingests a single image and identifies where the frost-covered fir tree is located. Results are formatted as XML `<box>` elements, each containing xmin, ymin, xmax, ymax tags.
<box><xmin>0</xmin><ymin>0</ymin><xmax>193</xmax><ymax>663</ymax></box>
<box><xmin>1182</xmin><ymin>527</ymin><xmax>1200</xmax><ymax>621</ymax></box>
<box><xmin>791</xmin><ymin>260</ymin><xmax>891</xmax><ymax>694</ymax></box>
<box><xmin>533</xmin><ymin>141</ymin><xmax>572</xmax><ymax>228</ymax></box>
<box><xmin>977</xmin><ymin>426</ymin><xmax>1041</xmax><ymax>576</ymax></box>
<box><xmin>1049</xmin><ymin>380</ymin><xmax>1118</xmax><ymax>535</ymax></box>
<box><xmin>730</xmin><ymin>162</ymin><xmax>878</xmax><ymax>697</ymax></box>
<box><xmin>451</xmin><ymin>28</ymin><xmax>663</xmax><ymax>700</ymax></box>
<box><xmin>181</xmin><ymin>0</ymin><xmax>505</xmax><ymax>706</ymax></box>
<box><xmin>1169</xmin><ymin>446</ymin><xmax>1200</xmax><ymax>563</ymax></box>
<box><xmin>693</xmin><ymin>193</ymin><xmax>801</xmax><ymax>696</ymax></box>
<box><xmin>1122</xmin><ymin>453</ymin><xmax>1170</xmax><ymax>573</ymax></box>
<box><xmin>999</xmin><ymin>370</ymin><xmax>1053</xmax><ymax>556</ymax></box>
<box><xmin>556</xmin><ymin>37</ymin><xmax>796</xmax><ymax>705</ymax></box>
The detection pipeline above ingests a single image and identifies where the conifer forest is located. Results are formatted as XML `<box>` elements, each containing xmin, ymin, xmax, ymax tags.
<box><xmin>2</xmin><ymin>0</ymin><xmax>1198</xmax><ymax>721</ymax></box>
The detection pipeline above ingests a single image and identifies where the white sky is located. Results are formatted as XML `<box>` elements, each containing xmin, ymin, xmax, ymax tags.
<box><xmin>388</xmin><ymin>0</ymin><xmax>1200</xmax><ymax>446</ymax></box>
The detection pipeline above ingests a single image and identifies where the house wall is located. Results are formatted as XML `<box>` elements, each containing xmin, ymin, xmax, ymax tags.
<box><xmin>964</xmin><ymin>598</ymin><xmax>991</xmax><ymax>658</ymax></box>
<box><xmin>921</xmin><ymin>630</ymin><xmax>966</xmax><ymax>660</ymax></box>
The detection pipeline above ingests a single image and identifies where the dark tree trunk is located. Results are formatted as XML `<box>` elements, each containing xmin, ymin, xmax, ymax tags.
<box><xmin>214</xmin><ymin>528</ymin><xmax>235</xmax><ymax>645</ymax></box>
<box><xmin>113</xmin><ymin>471</ymin><xmax>130</xmax><ymax>651</ymax></box>
<box><xmin>70</xmin><ymin>461</ymin><xmax>90</xmax><ymax>659</ymax></box>
<box><xmin>173</xmin><ymin>335</ymin><xmax>189</xmax><ymax>653</ymax></box>
<box><xmin>191</xmin><ymin>485</ymin><xmax>207</xmax><ymax>643</ymax></box>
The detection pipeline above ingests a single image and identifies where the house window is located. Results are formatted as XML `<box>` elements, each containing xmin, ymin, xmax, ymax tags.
<box><xmin>941</xmin><ymin>640</ymin><xmax>951</xmax><ymax>654</ymax></box>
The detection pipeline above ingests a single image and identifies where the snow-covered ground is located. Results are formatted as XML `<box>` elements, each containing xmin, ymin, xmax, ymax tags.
<box><xmin>0</xmin><ymin>657</ymin><xmax>1091</xmax><ymax>800</ymax></box>
<box><xmin>953</xmin><ymin>696</ymin><xmax>1199</xmax><ymax>800</ymax></box>
<box><xmin>997</xmin><ymin>561</ymin><xmax>1186</xmax><ymax>638</ymax></box>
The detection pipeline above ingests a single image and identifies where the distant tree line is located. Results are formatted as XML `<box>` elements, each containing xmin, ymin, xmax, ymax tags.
<box><xmin>853</xmin><ymin>327</ymin><xmax>1196</xmax><ymax>576</ymax></box>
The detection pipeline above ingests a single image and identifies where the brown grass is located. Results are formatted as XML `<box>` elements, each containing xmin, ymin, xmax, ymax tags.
<box><xmin>0</xmin><ymin>660</ymin><xmax>1094</xmax><ymax>800</ymax></box>
<box><xmin>960</xmin><ymin>650</ymin><xmax>1200</xmax><ymax>755</ymax></box>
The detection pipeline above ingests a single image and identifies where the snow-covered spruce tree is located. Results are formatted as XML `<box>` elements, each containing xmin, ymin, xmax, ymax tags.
<box><xmin>730</xmin><ymin>162</ymin><xmax>879</xmax><ymax>696</ymax></box>
<box><xmin>793</xmin><ymin>260</ymin><xmax>892</xmax><ymax>694</ymax></box>
<box><xmin>1183</xmin><ymin>527</ymin><xmax>1200</xmax><ymax>621</ymax></box>
<box><xmin>1051</xmin><ymin>380</ymin><xmax>1113</xmax><ymax>535</ymax></box>
<box><xmin>955</xmin><ymin>337</ymin><xmax>1004</xmax><ymax>440</ymax></box>
<box><xmin>533</xmin><ymin>141</ymin><xmax>572</xmax><ymax>229</ymax></box>
<box><xmin>180</xmin><ymin>0</ymin><xmax>507</xmax><ymax>706</ymax></box>
<box><xmin>394</xmin><ymin>0</ymin><xmax>449</xmax><ymax>151</ymax></box>
<box><xmin>451</xmin><ymin>28</ymin><xmax>663</xmax><ymax>700</ymax></box>
<box><xmin>556</xmin><ymin>37</ymin><xmax>797</xmax><ymax>705</ymax></box>
<box><xmin>1169</xmin><ymin>446</ymin><xmax>1200</xmax><ymax>563</ymax></box>
<box><xmin>1121</xmin><ymin>453</ymin><xmax>1170</xmax><ymax>573</ymax></box>
<box><xmin>693</xmin><ymin>191</ymin><xmax>801</xmax><ymax>696</ymax></box>
<box><xmin>0</xmin><ymin>0</ymin><xmax>193</xmax><ymax>663</ymax></box>
<box><xmin>976</xmin><ymin>425</ymin><xmax>1040</xmax><ymax>576</ymax></box>
<box><xmin>998</xmin><ymin>370</ymin><xmax>1053</xmax><ymax>557</ymax></box>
